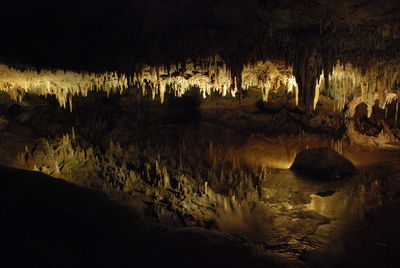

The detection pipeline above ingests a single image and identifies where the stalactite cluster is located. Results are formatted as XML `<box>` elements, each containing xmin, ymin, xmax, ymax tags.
<box><xmin>0</xmin><ymin>64</ymin><xmax>128</xmax><ymax>111</ymax></box>
<box><xmin>319</xmin><ymin>62</ymin><xmax>400</xmax><ymax>116</ymax></box>
<box><xmin>1</xmin><ymin>29</ymin><xmax>399</xmax><ymax>116</ymax></box>
<box><xmin>135</xmin><ymin>58</ymin><xmax>299</xmax><ymax>103</ymax></box>
<box><xmin>134</xmin><ymin>58</ymin><xmax>235</xmax><ymax>102</ymax></box>
<box><xmin>0</xmin><ymin>0</ymin><xmax>399</xmax><ymax>116</ymax></box>
<box><xmin>242</xmin><ymin>61</ymin><xmax>298</xmax><ymax>103</ymax></box>
<box><xmin>0</xmin><ymin>59</ymin><xmax>298</xmax><ymax>107</ymax></box>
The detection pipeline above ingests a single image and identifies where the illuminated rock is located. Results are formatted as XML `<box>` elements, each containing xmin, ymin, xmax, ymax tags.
<box><xmin>290</xmin><ymin>147</ymin><xmax>357</xmax><ymax>179</ymax></box>
<box><xmin>0</xmin><ymin>56</ymin><xmax>399</xmax><ymax>118</ymax></box>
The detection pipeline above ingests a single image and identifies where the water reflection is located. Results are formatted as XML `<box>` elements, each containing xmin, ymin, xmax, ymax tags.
<box><xmin>212</xmin><ymin>150</ymin><xmax>399</xmax><ymax>265</ymax></box>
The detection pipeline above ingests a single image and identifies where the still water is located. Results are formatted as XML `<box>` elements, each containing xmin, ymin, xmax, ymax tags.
<box><xmin>214</xmin><ymin>147</ymin><xmax>400</xmax><ymax>266</ymax></box>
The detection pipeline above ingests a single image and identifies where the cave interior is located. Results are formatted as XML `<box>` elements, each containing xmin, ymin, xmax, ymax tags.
<box><xmin>1</xmin><ymin>0</ymin><xmax>400</xmax><ymax>267</ymax></box>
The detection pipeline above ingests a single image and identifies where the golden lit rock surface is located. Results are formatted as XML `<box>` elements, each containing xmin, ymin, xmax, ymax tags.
<box><xmin>1</xmin><ymin>1</ymin><xmax>400</xmax><ymax>266</ymax></box>
<box><xmin>1</xmin><ymin>60</ymin><xmax>399</xmax><ymax>117</ymax></box>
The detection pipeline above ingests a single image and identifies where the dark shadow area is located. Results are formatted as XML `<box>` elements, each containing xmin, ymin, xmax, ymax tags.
<box><xmin>354</xmin><ymin>102</ymin><xmax>384</xmax><ymax>136</ymax></box>
<box><xmin>165</xmin><ymin>92</ymin><xmax>201</xmax><ymax>124</ymax></box>
<box><xmin>0</xmin><ymin>165</ymin><xmax>277</xmax><ymax>267</ymax></box>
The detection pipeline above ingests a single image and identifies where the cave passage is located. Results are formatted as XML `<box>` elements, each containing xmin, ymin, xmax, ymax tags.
<box><xmin>1</xmin><ymin>0</ymin><xmax>400</xmax><ymax>267</ymax></box>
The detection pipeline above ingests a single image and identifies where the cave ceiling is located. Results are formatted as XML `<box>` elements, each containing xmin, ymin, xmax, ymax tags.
<box><xmin>1</xmin><ymin>0</ymin><xmax>400</xmax><ymax>112</ymax></box>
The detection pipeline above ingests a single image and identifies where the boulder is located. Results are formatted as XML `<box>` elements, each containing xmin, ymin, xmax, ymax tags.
<box><xmin>290</xmin><ymin>147</ymin><xmax>357</xmax><ymax>179</ymax></box>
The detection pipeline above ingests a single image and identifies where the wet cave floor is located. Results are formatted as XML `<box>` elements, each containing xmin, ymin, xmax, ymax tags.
<box><xmin>1</xmin><ymin>91</ymin><xmax>400</xmax><ymax>267</ymax></box>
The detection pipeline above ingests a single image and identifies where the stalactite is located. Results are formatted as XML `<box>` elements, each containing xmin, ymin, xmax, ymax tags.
<box><xmin>396</xmin><ymin>100</ymin><xmax>399</xmax><ymax>129</ymax></box>
<box><xmin>1</xmin><ymin>43</ymin><xmax>398</xmax><ymax>116</ymax></box>
<box><xmin>293</xmin><ymin>45</ymin><xmax>324</xmax><ymax>114</ymax></box>
<box><xmin>123</xmin><ymin>57</ymin><xmax>298</xmax><ymax>104</ymax></box>
<box><xmin>317</xmin><ymin>61</ymin><xmax>400</xmax><ymax>116</ymax></box>
<box><xmin>0</xmin><ymin>64</ymin><xmax>128</xmax><ymax>109</ymax></box>
<box><xmin>314</xmin><ymin>74</ymin><xmax>324</xmax><ymax>110</ymax></box>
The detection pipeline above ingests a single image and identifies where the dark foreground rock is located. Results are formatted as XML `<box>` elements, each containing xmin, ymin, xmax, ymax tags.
<box><xmin>290</xmin><ymin>147</ymin><xmax>357</xmax><ymax>179</ymax></box>
<box><xmin>0</xmin><ymin>165</ymin><xmax>276</xmax><ymax>268</ymax></box>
